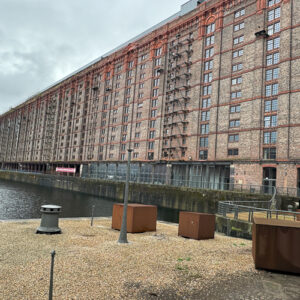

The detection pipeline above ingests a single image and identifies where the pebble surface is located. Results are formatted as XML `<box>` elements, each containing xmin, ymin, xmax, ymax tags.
<box><xmin>0</xmin><ymin>218</ymin><xmax>298</xmax><ymax>299</ymax></box>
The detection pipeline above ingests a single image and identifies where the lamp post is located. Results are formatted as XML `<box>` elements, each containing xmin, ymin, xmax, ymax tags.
<box><xmin>118</xmin><ymin>149</ymin><xmax>133</xmax><ymax>244</ymax></box>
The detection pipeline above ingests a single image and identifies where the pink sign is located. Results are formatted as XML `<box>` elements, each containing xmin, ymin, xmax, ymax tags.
<box><xmin>56</xmin><ymin>167</ymin><xmax>76</xmax><ymax>173</ymax></box>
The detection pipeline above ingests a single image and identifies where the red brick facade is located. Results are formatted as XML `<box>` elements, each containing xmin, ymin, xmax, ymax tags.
<box><xmin>0</xmin><ymin>0</ymin><xmax>299</xmax><ymax>190</ymax></box>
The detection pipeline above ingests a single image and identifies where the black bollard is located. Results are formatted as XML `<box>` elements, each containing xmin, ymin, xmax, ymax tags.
<box><xmin>49</xmin><ymin>250</ymin><xmax>56</xmax><ymax>300</ymax></box>
<box><xmin>91</xmin><ymin>205</ymin><xmax>95</xmax><ymax>227</ymax></box>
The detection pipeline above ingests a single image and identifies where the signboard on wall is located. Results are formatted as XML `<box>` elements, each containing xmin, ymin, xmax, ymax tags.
<box><xmin>56</xmin><ymin>167</ymin><xmax>76</xmax><ymax>173</ymax></box>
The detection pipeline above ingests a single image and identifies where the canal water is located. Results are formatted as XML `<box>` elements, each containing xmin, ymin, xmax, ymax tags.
<box><xmin>0</xmin><ymin>179</ymin><xmax>179</xmax><ymax>222</ymax></box>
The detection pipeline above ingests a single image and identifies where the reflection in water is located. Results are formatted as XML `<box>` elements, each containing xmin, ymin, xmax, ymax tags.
<box><xmin>0</xmin><ymin>180</ymin><xmax>179</xmax><ymax>222</ymax></box>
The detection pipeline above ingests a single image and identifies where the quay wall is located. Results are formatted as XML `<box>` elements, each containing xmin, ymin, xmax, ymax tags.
<box><xmin>0</xmin><ymin>171</ymin><xmax>297</xmax><ymax>213</ymax></box>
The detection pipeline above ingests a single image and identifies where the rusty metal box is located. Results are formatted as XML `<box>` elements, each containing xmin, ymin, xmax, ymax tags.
<box><xmin>112</xmin><ymin>203</ymin><xmax>157</xmax><ymax>233</ymax></box>
<box><xmin>252</xmin><ymin>218</ymin><xmax>300</xmax><ymax>274</ymax></box>
<box><xmin>178</xmin><ymin>212</ymin><xmax>215</xmax><ymax>240</ymax></box>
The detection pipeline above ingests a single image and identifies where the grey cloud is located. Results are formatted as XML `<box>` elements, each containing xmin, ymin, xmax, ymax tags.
<box><xmin>0</xmin><ymin>0</ymin><xmax>184</xmax><ymax>114</ymax></box>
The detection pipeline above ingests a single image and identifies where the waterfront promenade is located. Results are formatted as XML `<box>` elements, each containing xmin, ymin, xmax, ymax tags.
<box><xmin>0</xmin><ymin>218</ymin><xmax>299</xmax><ymax>299</ymax></box>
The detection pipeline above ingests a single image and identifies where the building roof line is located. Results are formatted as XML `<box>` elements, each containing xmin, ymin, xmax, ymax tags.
<box><xmin>21</xmin><ymin>0</ymin><xmax>203</xmax><ymax>104</ymax></box>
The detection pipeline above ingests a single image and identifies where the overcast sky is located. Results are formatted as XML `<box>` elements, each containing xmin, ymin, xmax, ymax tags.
<box><xmin>0</xmin><ymin>0</ymin><xmax>185</xmax><ymax>114</ymax></box>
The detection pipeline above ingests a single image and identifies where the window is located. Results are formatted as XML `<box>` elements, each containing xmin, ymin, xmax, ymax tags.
<box><xmin>264</xmin><ymin>115</ymin><xmax>277</xmax><ymax>127</ymax></box>
<box><xmin>136</xmin><ymin>122</ymin><xmax>141</xmax><ymax>128</ymax></box>
<box><xmin>268</xmin><ymin>7</ymin><xmax>281</xmax><ymax>21</ymax></box>
<box><xmin>140</xmin><ymin>63</ymin><xmax>146</xmax><ymax>70</ymax></box>
<box><xmin>151</xmin><ymin>110</ymin><xmax>157</xmax><ymax>118</ymax></box>
<box><xmin>122</xmin><ymin>125</ymin><xmax>128</xmax><ymax>132</ymax></box>
<box><xmin>204</xmin><ymin>60</ymin><xmax>213</xmax><ymax>70</ymax></box>
<box><xmin>126</xmin><ymin>88</ymin><xmax>131</xmax><ymax>95</ymax></box>
<box><xmin>206</xmin><ymin>35</ymin><xmax>215</xmax><ymax>46</ymax></box>
<box><xmin>152</xmin><ymin>99</ymin><xmax>157</xmax><ymax>107</ymax></box>
<box><xmin>121</xmin><ymin>144</ymin><xmax>126</xmax><ymax>151</ymax></box>
<box><xmin>121</xmin><ymin>153</ymin><xmax>125</xmax><ymax>161</ymax></box>
<box><xmin>136</xmin><ymin>112</ymin><xmax>142</xmax><ymax>119</ymax></box>
<box><xmin>148</xmin><ymin>141</ymin><xmax>155</xmax><ymax>150</ymax></box>
<box><xmin>133</xmin><ymin>153</ymin><xmax>139</xmax><ymax>159</ymax></box>
<box><xmin>153</xmin><ymin>78</ymin><xmax>160</xmax><ymax>87</ymax></box>
<box><xmin>141</xmin><ymin>54</ymin><xmax>147</xmax><ymax>61</ymax></box>
<box><xmin>116</xmin><ymin>65</ymin><xmax>122</xmax><ymax>72</ymax></box>
<box><xmin>233</xmin><ymin>49</ymin><xmax>243</xmax><ymax>58</ymax></box>
<box><xmin>265</xmin><ymin>83</ymin><xmax>279</xmax><ymax>96</ymax></box>
<box><xmin>266</xmin><ymin>52</ymin><xmax>279</xmax><ymax>65</ymax></box>
<box><xmin>267</xmin><ymin>37</ymin><xmax>280</xmax><ymax>51</ymax></box>
<box><xmin>153</xmin><ymin>89</ymin><xmax>159</xmax><ymax>97</ymax></box>
<box><xmin>232</xmin><ymin>63</ymin><xmax>243</xmax><ymax>72</ymax></box>
<box><xmin>233</xmin><ymin>35</ymin><xmax>244</xmax><ymax>45</ymax></box>
<box><xmin>138</xmin><ymin>92</ymin><xmax>144</xmax><ymax>99</ymax></box>
<box><xmin>148</xmin><ymin>152</ymin><xmax>154</xmax><ymax>160</ymax></box>
<box><xmin>125</xmin><ymin>97</ymin><xmax>130</xmax><ymax>104</ymax></box>
<box><xmin>123</xmin><ymin>116</ymin><xmax>128</xmax><ymax>122</ymax></box>
<box><xmin>150</xmin><ymin>120</ymin><xmax>156</xmax><ymax>128</ymax></box>
<box><xmin>140</xmin><ymin>73</ymin><xmax>145</xmax><ymax>79</ymax></box>
<box><xmin>230</xmin><ymin>105</ymin><xmax>241</xmax><ymax>113</ymax></box>
<box><xmin>234</xmin><ymin>8</ymin><xmax>245</xmax><ymax>18</ymax></box>
<box><xmin>139</xmin><ymin>83</ymin><xmax>144</xmax><ymax>89</ymax></box>
<box><xmin>228</xmin><ymin>149</ymin><xmax>239</xmax><ymax>156</ymax></box>
<box><xmin>128</xmin><ymin>61</ymin><xmax>134</xmax><ymax>68</ymax></box>
<box><xmin>201</xmin><ymin>124</ymin><xmax>209</xmax><ymax>134</ymax></box>
<box><xmin>205</xmin><ymin>48</ymin><xmax>214</xmax><ymax>58</ymax></box>
<box><xmin>266</xmin><ymin>68</ymin><xmax>279</xmax><ymax>81</ymax></box>
<box><xmin>206</xmin><ymin>23</ymin><xmax>215</xmax><ymax>34</ymax></box>
<box><xmin>200</xmin><ymin>137</ymin><xmax>208</xmax><ymax>147</ymax></box>
<box><xmin>134</xmin><ymin>142</ymin><xmax>140</xmax><ymax>148</ymax></box>
<box><xmin>122</xmin><ymin>134</ymin><xmax>127</xmax><ymax>141</ymax></box>
<box><xmin>127</xmin><ymin>70</ymin><xmax>133</xmax><ymax>77</ymax></box>
<box><xmin>204</xmin><ymin>72</ymin><xmax>213</xmax><ymax>83</ymax></box>
<box><xmin>135</xmin><ymin>132</ymin><xmax>140</xmax><ymax>138</ymax></box>
<box><xmin>199</xmin><ymin>150</ymin><xmax>208</xmax><ymax>160</ymax></box>
<box><xmin>154</xmin><ymin>58</ymin><xmax>162</xmax><ymax>66</ymax></box>
<box><xmin>202</xmin><ymin>98</ymin><xmax>211</xmax><ymax>108</ymax></box>
<box><xmin>268</xmin><ymin>22</ymin><xmax>280</xmax><ymax>35</ymax></box>
<box><xmin>149</xmin><ymin>131</ymin><xmax>156</xmax><ymax>139</ymax></box>
<box><xmin>232</xmin><ymin>77</ymin><xmax>242</xmax><ymax>85</ymax></box>
<box><xmin>203</xmin><ymin>85</ymin><xmax>212</xmax><ymax>96</ymax></box>
<box><xmin>264</xmin><ymin>131</ymin><xmax>277</xmax><ymax>144</ymax></box>
<box><xmin>229</xmin><ymin>119</ymin><xmax>240</xmax><ymax>128</ymax></box>
<box><xmin>234</xmin><ymin>22</ymin><xmax>245</xmax><ymax>32</ymax></box>
<box><xmin>263</xmin><ymin>147</ymin><xmax>276</xmax><ymax>159</ymax></box>
<box><xmin>155</xmin><ymin>48</ymin><xmax>162</xmax><ymax>56</ymax></box>
<box><xmin>201</xmin><ymin>111</ymin><xmax>210</xmax><ymax>121</ymax></box>
<box><xmin>231</xmin><ymin>91</ymin><xmax>242</xmax><ymax>99</ymax></box>
<box><xmin>229</xmin><ymin>134</ymin><xmax>239</xmax><ymax>142</ymax></box>
<box><xmin>268</xmin><ymin>0</ymin><xmax>281</xmax><ymax>7</ymax></box>
<box><xmin>265</xmin><ymin>99</ymin><xmax>278</xmax><ymax>112</ymax></box>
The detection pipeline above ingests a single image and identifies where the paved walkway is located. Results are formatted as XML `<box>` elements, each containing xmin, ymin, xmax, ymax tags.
<box><xmin>192</xmin><ymin>270</ymin><xmax>300</xmax><ymax>300</ymax></box>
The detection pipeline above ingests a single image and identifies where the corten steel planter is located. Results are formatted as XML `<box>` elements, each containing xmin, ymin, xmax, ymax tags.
<box><xmin>112</xmin><ymin>204</ymin><xmax>157</xmax><ymax>233</ymax></box>
<box><xmin>252</xmin><ymin>217</ymin><xmax>300</xmax><ymax>274</ymax></box>
<box><xmin>178</xmin><ymin>212</ymin><xmax>215</xmax><ymax>240</ymax></box>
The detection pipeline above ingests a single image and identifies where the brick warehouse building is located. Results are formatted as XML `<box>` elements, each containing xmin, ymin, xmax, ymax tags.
<box><xmin>0</xmin><ymin>0</ymin><xmax>299</xmax><ymax>192</ymax></box>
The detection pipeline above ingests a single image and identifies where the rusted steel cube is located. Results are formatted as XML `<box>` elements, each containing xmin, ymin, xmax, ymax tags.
<box><xmin>178</xmin><ymin>212</ymin><xmax>215</xmax><ymax>240</ymax></box>
<box><xmin>112</xmin><ymin>203</ymin><xmax>157</xmax><ymax>233</ymax></box>
<box><xmin>252</xmin><ymin>218</ymin><xmax>300</xmax><ymax>274</ymax></box>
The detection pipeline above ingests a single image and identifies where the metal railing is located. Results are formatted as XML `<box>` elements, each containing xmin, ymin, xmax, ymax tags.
<box><xmin>218</xmin><ymin>200</ymin><xmax>300</xmax><ymax>222</ymax></box>
<box><xmin>1</xmin><ymin>168</ymin><xmax>300</xmax><ymax>198</ymax></box>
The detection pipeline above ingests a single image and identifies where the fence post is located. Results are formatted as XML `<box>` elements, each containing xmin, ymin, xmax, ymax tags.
<box><xmin>234</xmin><ymin>206</ymin><xmax>238</xmax><ymax>220</ymax></box>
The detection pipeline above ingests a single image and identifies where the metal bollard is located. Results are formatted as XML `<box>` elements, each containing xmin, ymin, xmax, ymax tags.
<box><xmin>49</xmin><ymin>250</ymin><xmax>56</xmax><ymax>300</ymax></box>
<box><xmin>91</xmin><ymin>205</ymin><xmax>95</xmax><ymax>227</ymax></box>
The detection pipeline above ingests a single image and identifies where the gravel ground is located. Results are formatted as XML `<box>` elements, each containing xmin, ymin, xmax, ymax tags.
<box><xmin>0</xmin><ymin>218</ymin><xmax>299</xmax><ymax>300</ymax></box>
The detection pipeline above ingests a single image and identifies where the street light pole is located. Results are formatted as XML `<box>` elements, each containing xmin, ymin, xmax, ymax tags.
<box><xmin>118</xmin><ymin>149</ymin><xmax>133</xmax><ymax>244</ymax></box>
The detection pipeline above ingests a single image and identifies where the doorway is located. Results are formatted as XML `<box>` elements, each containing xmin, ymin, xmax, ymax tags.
<box><xmin>263</xmin><ymin>167</ymin><xmax>276</xmax><ymax>194</ymax></box>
